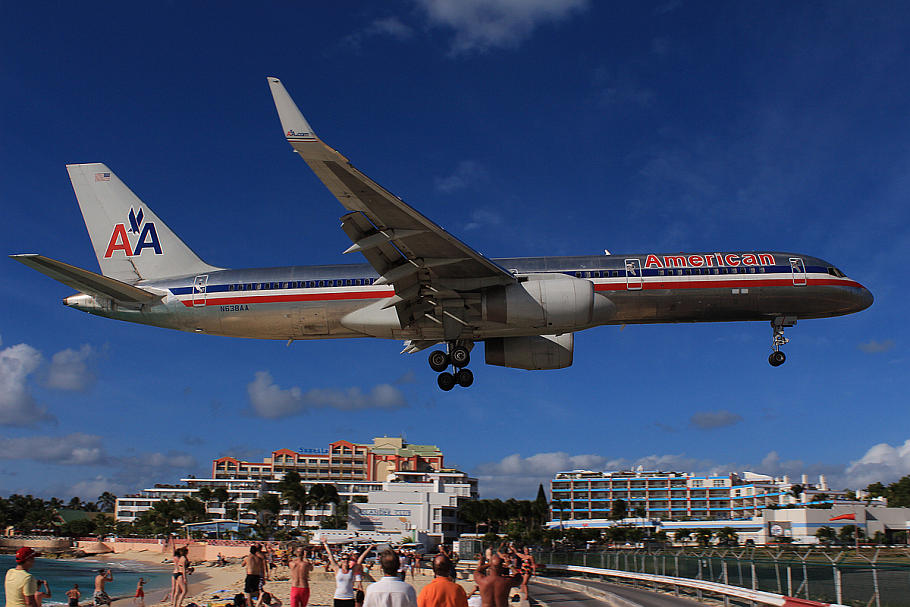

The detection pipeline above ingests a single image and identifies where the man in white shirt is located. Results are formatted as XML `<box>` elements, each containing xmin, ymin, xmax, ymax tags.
<box><xmin>363</xmin><ymin>551</ymin><xmax>416</xmax><ymax>607</ymax></box>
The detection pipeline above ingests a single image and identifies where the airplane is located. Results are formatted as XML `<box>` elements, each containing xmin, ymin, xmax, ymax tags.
<box><xmin>11</xmin><ymin>77</ymin><xmax>873</xmax><ymax>391</ymax></box>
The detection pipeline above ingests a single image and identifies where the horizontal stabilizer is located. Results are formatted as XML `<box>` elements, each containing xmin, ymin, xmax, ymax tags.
<box><xmin>10</xmin><ymin>254</ymin><xmax>160</xmax><ymax>304</ymax></box>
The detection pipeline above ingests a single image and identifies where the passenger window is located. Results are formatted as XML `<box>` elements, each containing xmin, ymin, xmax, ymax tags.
<box><xmin>713</xmin><ymin>269</ymin><xmax>719</xmax><ymax>275</ymax></box>
<box><xmin>658</xmin><ymin>270</ymin><xmax>665</xmax><ymax>276</ymax></box>
<box><xmin>749</xmin><ymin>267</ymin><xmax>756</xmax><ymax>274</ymax></box>
<box><xmin>668</xmin><ymin>269</ymin><xmax>674</xmax><ymax>276</ymax></box>
<box><xmin>317</xmin><ymin>281</ymin><xmax>324</xmax><ymax>287</ymax></box>
<box><xmin>759</xmin><ymin>267</ymin><xmax>765</xmax><ymax>273</ymax></box>
<box><xmin>575</xmin><ymin>272</ymin><xmax>582</xmax><ymax>278</ymax></box>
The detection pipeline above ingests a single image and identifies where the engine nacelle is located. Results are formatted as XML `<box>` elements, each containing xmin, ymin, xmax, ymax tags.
<box><xmin>485</xmin><ymin>333</ymin><xmax>573</xmax><ymax>370</ymax></box>
<box><xmin>482</xmin><ymin>278</ymin><xmax>594</xmax><ymax>330</ymax></box>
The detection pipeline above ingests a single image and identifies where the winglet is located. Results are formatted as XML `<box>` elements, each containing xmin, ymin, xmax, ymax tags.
<box><xmin>266</xmin><ymin>77</ymin><xmax>318</xmax><ymax>142</ymax></box>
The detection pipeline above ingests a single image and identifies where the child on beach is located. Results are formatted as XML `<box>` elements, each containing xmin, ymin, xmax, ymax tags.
<box><xmin>66</xmin><ymin>583</ymin><xmax>82</xmax><ymax>607</ymax></box>
<box><xmin>134</xmin><ymin>577</ymin><xmax>145</xmax><ymax>604</ymax></box>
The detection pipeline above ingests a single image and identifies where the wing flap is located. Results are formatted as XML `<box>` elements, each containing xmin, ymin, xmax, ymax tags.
<box><xmin>11</xmin><ymin>254</ymin><xmax>160</xmax><ymax>304</ymax></box>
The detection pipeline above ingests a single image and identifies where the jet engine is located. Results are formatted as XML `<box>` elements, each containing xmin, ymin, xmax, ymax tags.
<box><xmin>485</xmin><ymin>333</ymin><xmax>573</xmax><ymax>370</ymax></box>
<box><xmin>482</xmin><ymin>278</ymin><xmax>594</xmax><ymax>330</ymax></box>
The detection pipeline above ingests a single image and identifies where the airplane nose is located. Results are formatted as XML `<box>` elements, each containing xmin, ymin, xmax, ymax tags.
<box><xmin>857</xmin><ymin>286</ymin><xmax>874</xmax><ymax>311</ymax></box>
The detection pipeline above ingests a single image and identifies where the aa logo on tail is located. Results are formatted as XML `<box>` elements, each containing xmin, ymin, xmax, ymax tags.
<box><xmin>104</xmin><ymin>207</ymin><xmax>162</xmax><ymax>258</ymax></box>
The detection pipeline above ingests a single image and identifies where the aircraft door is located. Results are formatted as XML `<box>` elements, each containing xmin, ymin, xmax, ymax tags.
<box><xmin>192</xmin><ymin>275</ymin><xmax>208</xmax><ymax>306</ymax></box>
<box><xmin>625</xmin><ymin>258</ymin><xmax>642</xmax><ymax>290</ymax></box>
<box><xmin>789</xmin><ymin>258</ymin><xmax>807</xmax><ymax>286</ymax></box>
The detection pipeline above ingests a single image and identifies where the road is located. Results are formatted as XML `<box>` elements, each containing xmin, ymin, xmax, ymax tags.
<box><xmin>531</xmin><ymin>578</ymin><xmax>709</xmax><ymax>607</ymax></box>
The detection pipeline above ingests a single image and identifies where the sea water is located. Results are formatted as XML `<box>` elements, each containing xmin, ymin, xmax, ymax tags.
<box><xmin>0</xmin><ymin>555</ymin><xmax>172</xmax><ymax>606</ymax></box>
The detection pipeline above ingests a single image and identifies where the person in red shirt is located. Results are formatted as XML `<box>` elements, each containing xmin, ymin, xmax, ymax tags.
<box><xmin>417</xmin><ymin>556</ymin><xmax>467</xmax><ymax>607</ymax></box>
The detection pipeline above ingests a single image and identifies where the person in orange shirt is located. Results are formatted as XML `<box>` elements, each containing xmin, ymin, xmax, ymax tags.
<box><xmin>417</xmin><ymin>556</ymin><xmax>466</xmax><ymax>607</ymax></box>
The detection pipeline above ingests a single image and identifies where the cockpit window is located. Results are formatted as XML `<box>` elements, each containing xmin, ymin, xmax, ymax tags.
<box><xmin>828</xmin><ymin>267</ymin><xmax>846</xmax><ymax>278</ymax></box>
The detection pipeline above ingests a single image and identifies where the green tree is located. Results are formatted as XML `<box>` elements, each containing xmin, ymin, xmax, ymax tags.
<box><xmin>715</xmin><ymin>527</ymin><xmax>738</xmax><ymax>546</ymax></box>
<box><xmin>695</xmin><ymin>528</ymin><xmax>713</xmax><ymax>546</ymax></box>
<box><xmin>610</xmin><ymin>499</ymin><xmax>627</xmax><ymax>520</ymax></box>
<box><xmin>250</xmin><ymin>493</ymin><xmax>282</xmax><ymax>530</ymax></box>
<box><xmin>277</xmin><ymin>472</ymin><xmax>309</xmax><ymax>528</ymax></box>
<box><xmin>673</xmin><ymin>529</ymin><xmax>692</xmax><ymax>544</ymax></box>
<box><xmin>815</xmin><ymin>526</ymin><xmax>836</xmax><ymax>544</ymax></box>
<box><xmin>96</xmin><ymin>492</ymin><xmax>117</xmax><ymax>513</ymax></box>
<box><xmin>789</xmin><ymin>484</ymin><xmax>804</xmax><ymax>500</ymax></box>
<box><xmin>178</xmin><ymin>496</ymin><xmax>206</xmax><ymax>524</ymax></box>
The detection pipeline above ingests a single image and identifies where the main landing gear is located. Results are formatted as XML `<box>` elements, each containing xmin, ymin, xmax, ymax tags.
<box><xmin>428</xmin><ymin>342</ymin><xmax>474</xmax><ymax>391</ymax></box>
<box><xmin>769</xmin><ymin>317</ymin><xmax>796</xmax><ymax>367</ymax></box>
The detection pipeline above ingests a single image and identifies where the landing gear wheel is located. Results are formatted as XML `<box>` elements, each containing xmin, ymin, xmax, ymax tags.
<box><xmin>450</xmin><ymin>345</ymin><xmax>470</xmax><ymax>368</ymax></box>
<box><xmin>428</xmin><ymin>350</ymin><xmax>450</xmax><ymax>372</ymax></box>
<box><xmin>455</xmin><ymin>368</ymin><xmax>474</xmax><ymax>387</ymax></box>
<box><xmin>769</xmin><ymin>351</ymin><xmax>786</xmax><ymax>367</ymax></box>
<box><xmin>437</xmin><ymin>372</ymin><xmax>456</xmax><ymax>391</ymax></box>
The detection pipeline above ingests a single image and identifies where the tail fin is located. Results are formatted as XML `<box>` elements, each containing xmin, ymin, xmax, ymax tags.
<box><xmin>66</xmin><ymin>163</ymin><xmax>221</xmax><ymax>282</ymax></box>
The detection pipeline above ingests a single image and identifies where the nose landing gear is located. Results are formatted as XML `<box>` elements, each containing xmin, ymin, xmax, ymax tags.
<box><xmin>428</xmin><ymin>342</ymin><xmax>474</xmax><ymax>390</ymax></box>
<box><xmin>769</xmin><ymin>317</ymin><xmax>796</xmax><ymax>367</ymax></box>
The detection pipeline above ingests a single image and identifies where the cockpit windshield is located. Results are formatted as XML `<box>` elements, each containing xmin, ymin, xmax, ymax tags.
<box><xmin>827</xmin><ymin>267</ymin><xmax>846</xmax><ymax>278</ymax></box>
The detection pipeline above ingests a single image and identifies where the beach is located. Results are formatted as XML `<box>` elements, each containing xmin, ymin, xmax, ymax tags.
<box><xmin>102</xmin><ymin>551</ymin><xmax>516</xmax><ymax>607</ymax></box>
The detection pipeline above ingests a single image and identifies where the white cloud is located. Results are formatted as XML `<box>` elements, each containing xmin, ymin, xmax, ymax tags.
<box><xmin>844</xmin><ymin>439</ymin><xmax>910</xmax><ymax>488</ymax></box>
<box><xmin>44</xmin><ymin>345</ymin><xmax>96</xmax><ymax>391</ymax></box>
<box><xmin>415</xmin><ymin>0</ymin><xmax>589</xmax><ymax>54</ymax></box>
<box><xmin>343</xmin><ymin>16</ymin><xmax>415</xmax><ymax>51</ymax></box>
<box><xmin>474</xmin><ymin>451</ymin><xmax>608</xmax><ymax>498</ymax></box>
<box><xmin>0</xmin><ymin>343</ymin><xmax>54</xmax><ymax>426</ymax></box>
<box><xmin>858</xmin><ymin>339</ymin><xmax>895</xmax><ymax>353</ymax></box>
<box><xmin>247</xmin><ymin>371</ymin><xmax>408</xmax><ymax>419</ymax></box>
<box><xmin>435</xmin><ymin>160</ymin><xmax>487</xmax><ymax>193</ymax></box>
<box><xmin>0</xmin><ymin>433</ymin><xmax>106</xmax><ymax>465</ymax></box>
<box><xmin>66</xmin><ymin>476</ymin><xmax>130</xmax><ymax>501</ymax></box>
<box><xmin>690</xmin><ymin>409</ymin><xmax>743</xmax><ymax>429</ymax></box>
<box><xmin>368</xmin><ymin>17</ymin><xmax>414</xmax><ymax>40</ymax></box>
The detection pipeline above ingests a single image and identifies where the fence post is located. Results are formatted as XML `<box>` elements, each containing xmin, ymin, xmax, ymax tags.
<box><xmin>722</xmin><ymin>560</ymin><xmax>730</xmax><ymax>607</ymax></box>
<box><xmin>674</xmin><ymin>554</ymin><xmax>679</xmax><ymax>578</ymax></box>
<box><xmin>786</xmin><ymin>565</ymin><xmax>792</xmax><ymax>597</ymax></box>
<box><xmin>871</xmin><ymin>564</ymin><xmax>881</xmax><ymax>607</ymax></box>
<box><xmin>750</xmin><ymin>560</ymin><xmax>757</xmax><ymax>607</ymax></box>
<box><xmin>833</xmin><ymin>565</ymin><xmax>842</xmax><ymax>605</ymax></box>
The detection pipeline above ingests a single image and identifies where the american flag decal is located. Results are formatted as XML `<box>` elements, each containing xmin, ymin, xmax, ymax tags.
<box><xmin>95</xmin><ymin>172</ymin><xmax>111</xmax><ymax>181</ymax></box>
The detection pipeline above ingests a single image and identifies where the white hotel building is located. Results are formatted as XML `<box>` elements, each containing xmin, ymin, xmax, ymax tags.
<box><xmin>550</xmin><ymin>469</ymin><xmax>846</xmax><ymax>521</ymax></box>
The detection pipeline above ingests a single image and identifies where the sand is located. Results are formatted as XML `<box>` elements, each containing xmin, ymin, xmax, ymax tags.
<box><xmin>102</xmin><ymin>552</ymin><xmax>524</xmax><ymax>607</ymax></box>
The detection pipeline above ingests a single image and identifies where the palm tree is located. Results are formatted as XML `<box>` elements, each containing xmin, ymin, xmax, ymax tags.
<box><xmin>249</xmin><ymin>493</ymin><xmax>281</xmax><ymax>539</ymax></box>
<box><xmin>96</xmin><ymin>492</ymin><xmax>117</xmax><ymax>513</ymax></box>
<box><xmin>815</xmin><ymin>526</ymin><xmax>836</xmax><ymax>544</ymax></box>
<box><xmin>68</xmin><ymin>496</ymin><xmax>84</xmax><ymax>510</ymax></box>
<box><xmin>150</xmin><ymin>500</ymin><xmax>180</xmax><ymax>535</ymax></box>
<box><xmin>715</xmin><ymin>527</ymin><xmax>738</xmax><ymax>546</ymax></box>
<box><xmin>178</xmin><ymin>496</ymin><xmax>207</xmax><ymax>524</ymax></box>
<box><xmin>694</xmin><ymin>528</ymin><xmax>713</xmax><ymax>547</ymax></box>
<box><xmin>674</xmin><ymin>529</ymin><xmax>692</xmax><ymax>545</ymax></box>
<box><xmin>278</xmin><ymin>472</ymin><xmax>309</xmax><ymax>528</ymax></box>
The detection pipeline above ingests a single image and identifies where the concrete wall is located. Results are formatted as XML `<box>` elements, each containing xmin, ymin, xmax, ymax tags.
<box><xmin>0</xmin><ymin>538</ymin><xmax>72</xmax><ymax>551</ymax></box>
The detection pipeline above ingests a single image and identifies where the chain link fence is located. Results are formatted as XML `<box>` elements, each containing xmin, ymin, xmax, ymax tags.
<box><xmin>533</xmin><ymin>548</ymin><xmax>910</xmax><ymax>607</ymax></box>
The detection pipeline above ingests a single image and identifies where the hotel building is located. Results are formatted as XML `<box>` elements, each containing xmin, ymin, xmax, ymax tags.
<box><xmin>550</xmin><ymin>469</ymin><xmax>846</xmax><ymax>521</ymax></box>
<box><xmin>116</xmin><ymin>436</ymin><xmax>476</xmax><ymax>536</ymax></box>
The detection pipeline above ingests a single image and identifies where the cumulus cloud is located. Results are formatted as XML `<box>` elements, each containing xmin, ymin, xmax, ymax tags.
<box><xmin>858</xmin><ymin>339</ymin><xmax>895</xmax><ymax>353</ymax></box>
<box><xmin>435</xmin><ymin>160</ymin><xmax>487</xmax><ymax>193</ymax></box>
<box><xmin>0</xmin><ymin>433</ymin><xmax>106</xmax><ymax>465</ymax></box>
<box><xmin>67</xmin><ymin>476</ymin><xmax>130</xmax><ymax>500</ymax></box>
<box><xmin>463</xmin><ymin>208</ymin><xmax>503</xmax><ymax>232</ymax></box>
<box><xmin>44</xmin><ymin>345</ymin><xmax>96</xmax><ymax>391</ymax></box>
<box><xmin>844</xmin><ymin>439</ymin><xmax>910</xmax><ymax>488</ymax></box>
<box><xmin>246</xmin><ymin>371</ymin><xmax>408</xmax><ymax>419</ymax></box>
<box><xmin>415</xmin><ymin>0</ymin><xmax>589</xmax><ymax>54</ymax></box>
<box><xmin>342</xmin><ymin>16</ymin><xmax>415</xmax><ymax>50</ymax></box>
<box><xmin>474</xmin><ymin>451</ymin><xmax>609</xmax><ymax>498</ymax></box>
<box><xmin>0</xmin><ymin>343</ymin><xmax>54</xmax><ymax>426</ymax></box>
<box><xmin>690</xmin><ymin>410</ymin><xmax>743</xmax><ymax>429</ymax></box>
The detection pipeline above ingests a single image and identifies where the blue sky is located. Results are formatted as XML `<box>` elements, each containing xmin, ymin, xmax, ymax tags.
<box><xmin>1</xmin><ymin>1</ymin><xmax>908</xmax><ymax>501</ymax></box>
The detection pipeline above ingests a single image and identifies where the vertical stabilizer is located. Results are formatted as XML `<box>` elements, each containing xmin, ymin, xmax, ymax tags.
<box><xmin>66</xmin><ymin>163</ymin><xmax>221</xmax><ymax>282</ymax></box>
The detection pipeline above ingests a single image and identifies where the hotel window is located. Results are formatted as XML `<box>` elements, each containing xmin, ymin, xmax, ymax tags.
<box><xmin>713</xmin><ymin>480</ymin><xmax>725</xmax><ymax>487</ymax></box>
<box><xmin>692</xmin><ymin>480</ymin><xmax>703</xmax><ymax>487</ymax></box>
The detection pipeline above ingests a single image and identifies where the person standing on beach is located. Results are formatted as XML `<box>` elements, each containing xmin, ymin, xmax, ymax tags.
<box><xmin>362</xmin><ymin>551</ymin><xmax>416</xmax><ymax>607</ymax></box>
<box><xmin>134</xmin><ymin>578</ymin><xmax>145</xmax><ymax>605</ymax></box>
<box><xmin>242</xmin><ymin>545</ymin><xmax>268</xmax><ymax>606</ymax></box>
<box><xmin>66</xmin><ymin>584</ymin><xmax>81</xmax><ymax>607</ymax></box>
<box><xmin>416</xmin><ymin>556</ymin><xmax>466</xmax><ymax>607</ymax></box>
<box><xmin>288</xmin><ymin>547</ymin><xmax>313</xmax><ymax>607</ymax></box>
<box><xmin>93</xmin><ymin>569</ymin><xmax>113</xmax><ymax>607</ymax></box>
<box><xmin>35</xmin><ymin>580</ymin><xmax>52</xmax><ymax>607</ymax></box>
<box><xmin>323</xmin><ymin>541</ymin><xmax>373</xmax><ymax>607</ymax></box>
<box><xmin>5</xmin><ymin>547</ymin><xmax>42</xmax><ymax>607</ymax></box>
<box><xmin>172</xmin><ymin>548</ymin><xmax>190</xmax><ymax>607</ymax></box>
<box><xmin>472</xmin><ymin>553</ymin><xmax>520</xmax><ymax>607</ymax></box>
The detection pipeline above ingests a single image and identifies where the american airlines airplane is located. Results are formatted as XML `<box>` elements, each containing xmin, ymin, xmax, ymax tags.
<box><xmin>11</xmin><ymin>78</ymin><xmax>873</xmax><ymax>391</ymax></box>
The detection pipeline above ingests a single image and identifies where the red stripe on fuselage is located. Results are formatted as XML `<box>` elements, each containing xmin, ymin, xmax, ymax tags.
<box><xmin>179</xmin><ymin>289</ymin><xmax>395</xmax><ymax>307</ymax></box>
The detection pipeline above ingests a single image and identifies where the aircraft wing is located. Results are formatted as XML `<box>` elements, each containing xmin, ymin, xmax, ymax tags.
<box><xmin>10</xmin><ymin>254</ymin><xmax>160</xmax><ymax>304</ymax></box>
<box><xmin>266</xmin><ymin>78</ymin><xmax>517</xmax><ymax>308</ymax></box>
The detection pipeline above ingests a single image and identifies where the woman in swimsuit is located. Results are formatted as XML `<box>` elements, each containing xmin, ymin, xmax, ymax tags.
<box><xmin>172</xmin><ymin>548</ymin><xmax>189</xmax><ymax>607</ymax></box>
